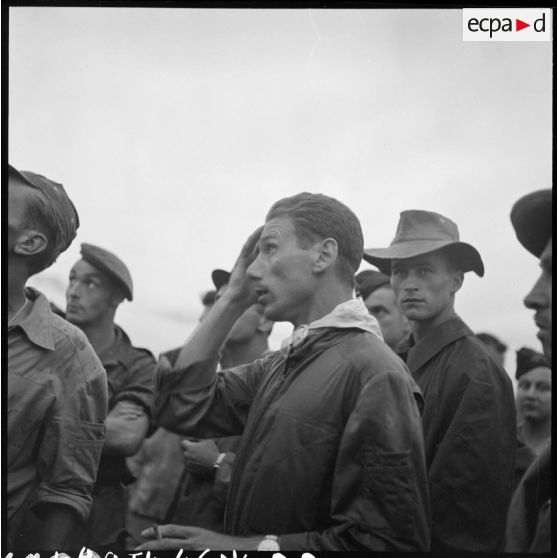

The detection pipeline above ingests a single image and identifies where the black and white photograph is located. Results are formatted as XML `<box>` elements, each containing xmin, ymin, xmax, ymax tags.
<box><xmin>6</xmin><ymin>4</ymin><xmax>554</xmax><ymax>555</ymax></box>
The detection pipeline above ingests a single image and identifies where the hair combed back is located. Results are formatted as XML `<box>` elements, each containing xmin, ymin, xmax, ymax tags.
<box><xmin>266</xmin><ymin>192</ymin><xmax>363</xmax><ymax>285</ymax></box>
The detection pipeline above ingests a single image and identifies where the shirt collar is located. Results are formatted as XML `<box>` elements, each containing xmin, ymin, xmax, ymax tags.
<box><xmin>9</xmin><ymin>287</ymin><xmax>56</xmax><ymax>351</ymax></box>
<box><xmin>281</xmin><ymin>297</ymin><xmax>383</xmax><ymax>353</ymax></box>
<box><xmin>404</xmin><ymin>315</ymin><xmax>473</xmax><ymax>372</ymax></box>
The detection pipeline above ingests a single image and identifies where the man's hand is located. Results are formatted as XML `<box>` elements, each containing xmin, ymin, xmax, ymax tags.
<box><xmin>222</xmin><ymin>225</ymin><xmax>264</xmax><ymax>306</ymax></box>
<box><xmin>136</xmin><ymin>525</ymin><xmax>261</xmax><ymax>551</ymax></box>
<box><xmin>181</xmin><ymin>439</ymin><xmax>220</xmax><ymax>477</ymax></box>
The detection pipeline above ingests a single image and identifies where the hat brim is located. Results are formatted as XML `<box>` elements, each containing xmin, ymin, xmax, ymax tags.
<box><xmin>510</xmin><ymin>190</ymin><xmax>552</xmax><ymax>258</ymax></box>
<box><xmin>363</xmin><ymin>240</ymin><xmax>485</xmax><ymax>277</ymax></box>
<box><xmin>211</xmin><ymin>269</ymin><xmax>231</xmax><ymax>290</ymax></box>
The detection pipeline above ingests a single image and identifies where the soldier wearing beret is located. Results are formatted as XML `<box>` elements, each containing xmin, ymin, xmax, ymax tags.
<box><xmin>364</xmin><ymin>210</ymin><xmax>516</xmax><ymax>552</ymax></box>
<box><xmin>65</xmin><ymin>243</ymin><xmax>156</xmax><ymax>552</ymax></box>
<box><xmin>7</xmin><ymin>165</ymin><xmax>108</xmax><ymax>550</ymax></box>
<box><xmin>355</xmin><ymin>269</ymin><xmax>410</xmax><ymax>351</ymax></box>
<box><xmin>505</xmin><ymin>189</ymin><xmax>552</xmax><ymax>553</ymax></box>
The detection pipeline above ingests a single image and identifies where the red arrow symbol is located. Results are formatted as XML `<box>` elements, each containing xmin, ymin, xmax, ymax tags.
<box><xmin>516</xmin><ymin>19</ymin><xmax>530</xmax><ymax>31</ymax></box>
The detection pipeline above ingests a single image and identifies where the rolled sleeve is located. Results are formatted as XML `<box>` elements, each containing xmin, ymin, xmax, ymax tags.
<box><xmin>111</xmin><ymin>352</ymin><xmax>156</xmax><ymax>414</ymax></box>
<box><xmin>34</xmin><ymin>363</ymin><xmax>107</xmax><ymax>519</ymax></box>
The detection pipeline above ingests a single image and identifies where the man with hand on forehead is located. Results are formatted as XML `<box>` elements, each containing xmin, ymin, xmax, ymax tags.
<box><xmin>140</xmin><ymin>192</ymin><xmax>430</xmax><ymax>552</ymax></box>
<box><xmin>364</xmin><ymin>210</ymin><xmax>516</xmax><ymax>553</ymax></box>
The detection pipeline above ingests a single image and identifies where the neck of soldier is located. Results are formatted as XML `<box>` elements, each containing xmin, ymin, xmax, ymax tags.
<box><xmin>220</xmin><ymin>335</ymin><xmax>269</xmax><ymax>368</ymax></box>
<box><xmin>522</xmin><ymin>416</ymin><xmax>551</xmax><ymax>455</ymax></box>
<box><xmin>79</xmin><ymin>313</ymin><xmax>117</xmax><ymax>355</ymax></box>
<box><xmin>411</xmin><ymin>302</ymin><xmax>457</xmax><ymax>344</ymax></box>
<box><xmin>7</xmin><ymin>260</ymin><xmax>30</xmax><ymax>321</ymax></box>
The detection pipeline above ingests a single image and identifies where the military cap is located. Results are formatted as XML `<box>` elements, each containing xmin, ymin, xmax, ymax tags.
<box><xmin>515</xmin><ymin>347</ymin><xmax>550</xmax><ymax>380</ymax></box>
<box><xmin>211</xmin><ymin>269</ymin><xmax>231</xmax><ymax>291</ymax></box>
<box><xmin>9</xmin><ymin>164</ymin><xmax>80</xmax><ymax>254</ymax></box>
<box><xmin>510</xmin><ymin>189</ymin><xmax>552</xmax><ymax>258</ymax></box>
<box><xmin>355</xmin><ymin>269</ymin><xmax>391</xmax><ymax>300</ymax></box>
<box><xmin>80</xmin><ymin>243</ymin><xmax>133</xmax><ymax>301</ymax></box>
<box><xmin>364</xmin><ymin>210</ymin><xmax>484</xmax><ymax>277</ymax></box>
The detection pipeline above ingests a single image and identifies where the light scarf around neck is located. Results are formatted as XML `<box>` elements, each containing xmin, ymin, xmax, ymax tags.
<box><xmin>280</xmin><ymin>297</ymin><xmax>383</xmax><ymax>353</ymax></box>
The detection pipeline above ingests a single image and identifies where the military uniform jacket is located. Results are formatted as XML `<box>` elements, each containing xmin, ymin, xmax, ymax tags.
<box><xmin>399</xmin><ymin>315</ymin><xmax>516</xmax><ymax>552</ymax></box>
<box><xmin>154</xmin><ymin>327</ymin><xmax>431</xmax><ymax>551</ymax></box>
<box><xmin>96</xmin><ymin>325</ymin><xmax>155</xmax><ymax>484</ymax></box>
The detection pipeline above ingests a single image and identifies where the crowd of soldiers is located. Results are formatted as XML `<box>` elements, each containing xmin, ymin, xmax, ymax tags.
<box><xmin>7</xmin><ymin>162</ymin><xmax>552</xmax><ymax>553</ymax></box>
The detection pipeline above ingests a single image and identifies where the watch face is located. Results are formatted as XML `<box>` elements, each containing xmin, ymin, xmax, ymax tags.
<box><xmin>257</xmin><ymin>538</ymin><xmax>280</xmax><ymax>551</ymax></box>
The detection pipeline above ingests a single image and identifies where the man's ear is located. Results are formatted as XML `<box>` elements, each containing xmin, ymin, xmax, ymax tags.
<box><xmin>312</xmin><ymin>238</ymin><xmax>338</xmax><ymax>274</ymax></box>
<box><xmin>13</xmin><ymin>230</ymin><xmax>48</xmax><ymax>257</ymax></box>
<box><xmin>450</xmin><ymin>270</ymin><xmax>464</xmax><ymax>295</ymax></box>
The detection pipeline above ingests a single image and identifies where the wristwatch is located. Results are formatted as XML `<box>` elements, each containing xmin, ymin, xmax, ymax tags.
<box><xmin>257</xmin><ymin>534</ymin><xmax>280</xmax><ymax>551</ymax></box>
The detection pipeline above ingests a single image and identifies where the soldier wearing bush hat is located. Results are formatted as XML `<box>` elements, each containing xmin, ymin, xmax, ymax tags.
<box><xmin>65</xmin><ymin>243</ymin><xmax>156</xmax><ymax>552</ymax></box>
<box><xmin>364</xmin><ymin>209</ymin><xmax>516</xmax><ymax>553</ymax></box>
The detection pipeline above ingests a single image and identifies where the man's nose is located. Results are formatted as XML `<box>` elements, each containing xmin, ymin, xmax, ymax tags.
<box><xmin>247</xmin><ymin>255</ymin><xmax>262</xmax><ymax>280</ymax></box>
<box><xmin>66</xmin><ymin>282</ymin><xmax>80</xmax><ymax>299</ymax></box>
<box><xmin>524</xmin><ymin>273</ymin><xmax>546</xmax><ymax>310</ymax></box>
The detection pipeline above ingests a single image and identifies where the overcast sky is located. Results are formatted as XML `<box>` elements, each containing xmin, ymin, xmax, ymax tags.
<box><xmin>9</xmin><ymin>7</ymin><xmax>553</xmax><ymax>380</ymax></box>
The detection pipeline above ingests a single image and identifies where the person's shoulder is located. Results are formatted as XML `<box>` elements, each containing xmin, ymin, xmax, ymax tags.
<box><xmin>50</xmin><ymin>314</ymin><xmax>105</xmax><ymax>380</ymax></box>
<box><xmin>114</xmin><ymin>326</ymin><xmax>157</xmax><ymax>369</ymax></box>
<box><xmin>338</xmin><ymin>330</ymin><xmax>408</xmax><ymax>375</ymax></box>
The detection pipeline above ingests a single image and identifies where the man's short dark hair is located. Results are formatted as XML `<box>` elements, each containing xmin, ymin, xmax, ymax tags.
<box><xmin>266</xmin><ymin>192</ymin><xmax>363</xmax><ymax>286</ymax></box>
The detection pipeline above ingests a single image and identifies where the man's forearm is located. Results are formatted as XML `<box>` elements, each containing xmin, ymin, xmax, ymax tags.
<box><xmin>175</xmin><ymin>293</ymin><xmax>249</xmax><ymax>370</ymax></box>
<box><xmin>103</xmin><ymin>413</ymin><xmax>149</xmax><ymax>456</ymax></box>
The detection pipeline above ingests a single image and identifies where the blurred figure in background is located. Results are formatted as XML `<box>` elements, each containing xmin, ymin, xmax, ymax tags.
<box><xmin>513</xmin><ymin>347</ymin><xmax>551</xmax><ymax>488</ymax></box>
<box><xmin>127</xmin><ymin>270</ymin><xmax>272</xmax><ymax>543</ymax></box>
<box><xmin>355</xmin><ymin>269</ymin><xmax>410</xmax><ymax>351</ymax></box>
<box><xmin>169</xmin><ymin>268</ymin><xmax>273</xmax><ymax>531</ymax></box>
<box><xmin>506</xmin><ymin>189</ymin><xmax>552</xmax><ymax>553</ymax></box>
<box><xmin>8</xmin><ymin>165</ymin><xmax>107</xmax><ymax>550</ymax></box>
<box><xmin>476</xmin><ymin>332</ymin><xmax>508</xmax><ymax>367</ymax></box>
<box><xmin>65</xmin><ymin>243</ymin><xmax>155</xmax><ymax>552</ymax></box>
<box><xmin>126</xmin><ymin>288</ymin><xmax>217</xmax><ymax>545</ymax></box>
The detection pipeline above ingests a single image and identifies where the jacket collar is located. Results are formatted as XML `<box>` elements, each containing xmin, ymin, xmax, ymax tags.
<box><xmin>9</xmin><ymin>287</ymin><xmax>56</xmax><ymax>351</ymax></box>
<box><xmin>280</xmin><ymin>298</ymin><xmax>382</xmax><ymax>354</ymax></box>
<box><xmin>401</xmin><ymin>315</ymin><xmax>473</xmax><ymax>372</ymax></box>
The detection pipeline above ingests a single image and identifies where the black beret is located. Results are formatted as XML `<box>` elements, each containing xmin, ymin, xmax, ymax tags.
<box><xmin>355</xmin><ymin>269</ymin><xmax>391</xmax><ymax>300</ymax></box>
<box><xmin>510</xmin><ymin>189</ymin><xmax>552</xmax><ymax>258</ymax></box>
<box><xmin>80</xmin><ymin>243</ymin><xmax>133</xmax><ymax>301</ymax></box>
<box><xmin>515</xmin><ymin>347</ymin><xmax>550</xmax><ymax>380</ymax></box>
<box><xmin>211</xmin><ymin>269</ymin><xmax>231</xmax><ymax>291</ymax></box>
